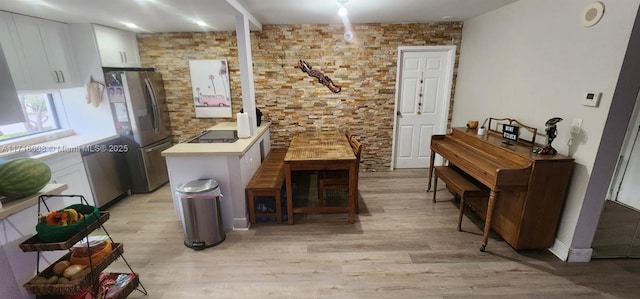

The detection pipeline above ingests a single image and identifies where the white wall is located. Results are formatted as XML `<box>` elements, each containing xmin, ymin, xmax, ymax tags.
<box><xmin>453</xmin><ymin>0</ymin><xmax>640</xmax><ymax>260</ymax></box>
<box><xmin>58</xmin><ymin>23</ymin><xmax>115</xmax><ymax>136</ymax></box>
<box><xmin>58</xmin><ymin>86</ymin><xmax>114</xmax><ymax>136</ymax></box>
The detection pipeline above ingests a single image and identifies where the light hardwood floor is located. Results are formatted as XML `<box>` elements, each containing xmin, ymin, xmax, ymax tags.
<box><xmin>103</xmin><ymin>169</ymin><xmax>640</xmax><ymax>298</ymax></box>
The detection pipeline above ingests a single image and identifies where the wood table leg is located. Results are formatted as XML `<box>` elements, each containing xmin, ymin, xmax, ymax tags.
<box><xmin>275</xmin><ymin>189</ymin><xmax>282</xmax><ymax>224</ymax></box>
<box><xmin>427</xmin><ymin>150</ymin><xmax>436</xmax><ymax>191</ymax></box>
<box><xmin>348</xmin><ymin>163</ymin><xmax>356</xmax><ymax>224</ymax></box>
<box><xmin>285</xmin><ymin>164</ymin><xmax>294</xmax><ymax>225</ymax></box>
<box><xmin>480</xmin><ymin>189</ymin><xmax>498</xmax><ymax>251</ymax></box>
<box><xmin>432</xmin><ymin>175</ymin><xmax>438</xmax><ymax>203</ymax></box>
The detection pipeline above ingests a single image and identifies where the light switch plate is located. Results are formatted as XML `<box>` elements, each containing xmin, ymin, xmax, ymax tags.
<box><xmin>583</xmin><ymin>91</ymin><xmax>601</xmax><ymax>107</ymax></box>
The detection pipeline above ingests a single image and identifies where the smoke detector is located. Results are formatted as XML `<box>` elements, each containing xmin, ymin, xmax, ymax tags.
<box><xmin>581</xmin><ymin>2</ymin><xmax>605</xmax><ymax>27</ymax></box>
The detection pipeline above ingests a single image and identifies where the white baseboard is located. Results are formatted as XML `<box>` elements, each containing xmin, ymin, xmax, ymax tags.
<box><xmin>548</xmin><ymin>238</ymin><xmax>593</xmax><ymax>262</ymax></box>
<box><xmin>233</xmin><ymin>217</ymin><xmax>249</xmax><ymax>230</ymax></box>
<box><xmin>549</xmin><ymin>239</ymin><xmax>570</xmax><ymax>261</ymax></box>
<box><xmin>567</xmin><ymin>248</ymin><xmax>593</xmax><ymax>262</ymax></box>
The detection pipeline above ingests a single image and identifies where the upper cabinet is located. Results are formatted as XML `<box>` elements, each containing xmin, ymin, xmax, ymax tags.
<box><xmin>0</xmin><ymin>35</ymin><xmax>23</xmax><ymax>125</ymax></box>
<box><xmin>93</xmin><ymin>24</ymin><xmax>141</xmax><ymax>68</ymax></box>
<box><xmin>0</xmin><ymin>11</ymin><xmax>29</xmax><ymax>90</ymax></box>
<box><xmin>3</xmin><ymin>14</ymin><xmax>78</xmax><ymax>90</ymax></box>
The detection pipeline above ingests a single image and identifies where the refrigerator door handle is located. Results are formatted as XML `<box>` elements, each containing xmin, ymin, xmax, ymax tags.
<box><xmin>144</xmin><ymin>77</ymin><xmax>160</xmax><ymax>134</ymax></box>
<box><xmin>144</xmin><ymin>140</ymin><xmax>172</xmax><ymax>153</ymax></box>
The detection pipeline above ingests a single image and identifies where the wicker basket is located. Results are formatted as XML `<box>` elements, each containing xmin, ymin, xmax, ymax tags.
<box><xmin>20</xmin><ymin>212</ymin><xmax>110</xmax><ymax>252</ymax></box>
<box><xmin>70</xmin><ymin>241</ymin><xmax>112</xmax><ymax>266</ymax></box>
<box><xmin>35</xmin><ymin>204</ymin><xmax>100</xmax><ymax>242</ymax></box>
<box><xmin>23</xmin><ymin>243</ymin><xmax>123</xmax><ymax>295</ymax></box>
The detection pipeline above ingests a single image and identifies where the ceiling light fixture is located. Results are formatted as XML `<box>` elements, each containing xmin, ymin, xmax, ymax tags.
<box><xmin>338</xmin><ymin>6</ymin><xmax>348</xmax><ymax>17</ymax></box>
<box><xmin>123</xmin><ymin>22</ymin><xmax>138</xmax><ymax>29</ymax></box>
<box><xmin>337</xmin><ymin>0</ymin><xmax>354</xmax><ymax>42</ymax></box>
<box><xmin>196</xmin><ymin>21</ymin><xmax>207</xmax><ymax>27</ymax></box>
<box><xmin>337</xmin><ymin>0</ymin><xmax>348</xmax><ymax>16</ymax></box>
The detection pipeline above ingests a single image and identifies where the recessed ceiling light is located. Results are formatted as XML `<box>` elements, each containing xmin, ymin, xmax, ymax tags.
<box><xmin>338</xmin><ymin>7</ymin><xmax>347</xmax><ymax>17</ymax></box>
<box><xmin>337</xmin><ymin>0</ymin><xmax>348</xmax><ymax>17</ymax></box>
<box><xmin>123</xmin><ymin>22</ymin><xmax>138</xmax><ymax>29</ymax></box>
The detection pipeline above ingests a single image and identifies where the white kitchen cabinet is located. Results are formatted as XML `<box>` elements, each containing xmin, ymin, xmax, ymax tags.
<box><xmin>0</xmin><ymin>11</ymin><xmax>29</xmax><ymax>90</ymax></box>
<box><xmin>240</xmin><ymin>130</ymin><xmax>270</xmax><ymax>188</ymax></box>
<box><xmin>93</xmin><ymin>24</ymin><xmax>141</xmax><ymax>68</ymax></box>
<box><xmin>41</xmin><ymin>152</ymin><xmax>95</xmax><ymax>207</ymax></box>
<box><xmin>0</xmin><ymin>185</ymin><xmax>68</xmax><ymax>299</ymax></box>
<box><xmin>8</xmin><ymin>14</ymin><xmax>78</xmax><ymax>90</ymax></box>
<box><xmin>0</xmin><ymin>29</ymin><xmax>23</xmax><ymax>126</ymax></box>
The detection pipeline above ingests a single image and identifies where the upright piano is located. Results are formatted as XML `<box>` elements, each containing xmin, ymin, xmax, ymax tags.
<box><xmin>428</xmin><ymin>127</ymin><xmax>574</xmax><ymax>251</ymax></box>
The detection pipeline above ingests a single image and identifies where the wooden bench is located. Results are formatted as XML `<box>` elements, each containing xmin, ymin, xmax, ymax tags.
<box><xmin>246</xmin><ymin>148</ymin><xmax>288</xmax><ymax>224</ymax></box>
<box><xmin>432</xmin><ymin>166</ymin><xmax>489</xmax><ymax>231</ymax></box>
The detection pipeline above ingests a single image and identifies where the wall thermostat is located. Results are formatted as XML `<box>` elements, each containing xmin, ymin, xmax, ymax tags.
<box><xmin>583</xmin><ymin>91</ymin><xmax>601</xmax><ymax>107</ymax></box>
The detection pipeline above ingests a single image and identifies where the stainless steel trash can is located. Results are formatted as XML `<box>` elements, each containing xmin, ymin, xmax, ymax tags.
<box><xmin>175</xmin><ymin>179</ymin><xmax>225</xmax><ymax>250</ymax></box>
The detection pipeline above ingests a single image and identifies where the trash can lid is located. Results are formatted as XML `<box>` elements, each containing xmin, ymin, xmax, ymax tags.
<box><xmin>176</xmin><ymin>178</ymin><xmax>219</xmax><ymax>194</ymax></box>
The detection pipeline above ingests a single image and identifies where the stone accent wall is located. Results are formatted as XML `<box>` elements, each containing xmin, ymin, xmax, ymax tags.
<box><xmin>138</xmin><ymin>23</ymin><xmax>462</xmax><ymax>172</ymax></box>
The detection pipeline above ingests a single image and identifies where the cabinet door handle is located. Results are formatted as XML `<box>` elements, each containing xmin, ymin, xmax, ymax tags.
<box><xmin>120</xmin><ymin>51</ymin><xmax>124</xmax><ymax>64</ymax></box>
<box><xmin>59</xmin><ymin>70</ymin><xmax>65</xmax><ymax>83</ymax></box>
<box><xmin>54</xmin><ymin>71</ymin><xmax>60</xmax><ymax>83</ymax></box>
<box><xmin>123</xmin><ymin>52</ymin><xmax>127</xmax><ymax>64</ymax></box>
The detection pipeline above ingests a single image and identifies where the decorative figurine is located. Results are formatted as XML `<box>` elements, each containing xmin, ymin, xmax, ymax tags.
<box><xmin>534</xmin><ymin>117</ymin><xmax>563</xmax><ymax>155</ymax></box>
<box><xmin>298</xmin><ymin>60</ymin><xmax>342</xmax><ymax>93</ymax></box>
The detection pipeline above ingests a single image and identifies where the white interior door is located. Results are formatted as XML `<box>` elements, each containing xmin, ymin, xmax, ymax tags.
<box><xmin>393</xmin><ymin>47</ymin><xmax>454</xmax><ymax>169</ymax></box>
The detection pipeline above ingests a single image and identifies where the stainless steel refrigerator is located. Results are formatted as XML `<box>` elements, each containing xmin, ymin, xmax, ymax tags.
<box><xmin>105</xmin><ymin>68</ymin><xmax>172</xmax><ymax>193</ymax></box>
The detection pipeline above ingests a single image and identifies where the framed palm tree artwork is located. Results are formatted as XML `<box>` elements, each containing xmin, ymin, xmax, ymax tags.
<box><xmin>189</xmin><ymin>59</ymin><xmax>231</xmax><ymax>118</ymax></box>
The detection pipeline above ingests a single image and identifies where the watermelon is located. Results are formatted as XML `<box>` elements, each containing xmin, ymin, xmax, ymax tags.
<box><xmin>0</xmin><ymin>158</ymin><xmax>51</xmax><ymax>199</ymax></box>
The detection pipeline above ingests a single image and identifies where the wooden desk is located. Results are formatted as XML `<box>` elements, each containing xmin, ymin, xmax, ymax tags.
<box><xmin>284</xmin><ymin>130</ymin><xmax>357</xmax><ymax>224</ymax></box>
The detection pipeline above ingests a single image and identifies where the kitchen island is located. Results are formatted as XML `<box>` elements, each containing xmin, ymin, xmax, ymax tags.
<box><xmin>162</xmin><ymin>122</ymin><xmax>271</xmax><ymax>230</ymax></box>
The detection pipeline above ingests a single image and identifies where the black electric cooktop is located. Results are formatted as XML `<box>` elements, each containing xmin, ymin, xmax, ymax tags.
<box><xmin>187</xmin><ymin>130</ymin><xmax>239</xmax><ymax>143</ymax></box>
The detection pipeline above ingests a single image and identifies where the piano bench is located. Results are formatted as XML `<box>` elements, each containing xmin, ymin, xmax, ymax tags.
<box><xmin>432</xmin><ymin>166</ymin><xmax>489</xmax><ymax>231</ymax></box>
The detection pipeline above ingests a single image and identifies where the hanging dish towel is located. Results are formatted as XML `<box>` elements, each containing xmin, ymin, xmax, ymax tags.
<box><xmin>86</xmin><ymin>77</ymin><xmax>105</xmax><ymax>107</ymax></box>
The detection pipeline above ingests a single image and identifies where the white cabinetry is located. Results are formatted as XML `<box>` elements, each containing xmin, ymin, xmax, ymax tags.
<box><xmin>41</xmin><ymin>153</ymin><xmax>94</xmax><ymax>207</ymax></box>
<box><xmin>240</xmin><ymin>130</ymin><xmax>270</xmax><ymax>188</ymax></box>
<box><xmin>240</xmin><ymin>143</ymin><xmax>261</xmax><ymax>188</ymax></box>
<box><xmin>0</xmin><ymin>11</ymin><xmax>28</xmax><ymax>90</ymax></box>
<box><xmin>93</xmin><ymin>24</ymin><xmax>141</xmax><ymax>68</ymax></box>
<box><xmin>0</xmin><ymin>185</ymin><xmax>68</xmax><ymax>299</ymax></box>
<box><xmin>2</xmin><ymin>14</ymin><xmax>78</xmax><ymax>90</ymax></box>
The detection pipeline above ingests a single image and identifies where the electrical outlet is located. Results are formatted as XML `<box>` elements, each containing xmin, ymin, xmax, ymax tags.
<box><xmin>571</xmin><ymin>118</ymin><xmax>582</xmax><ymax>135</ymax></box>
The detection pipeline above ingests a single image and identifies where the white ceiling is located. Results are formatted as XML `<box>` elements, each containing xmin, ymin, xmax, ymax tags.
<box><xmin>0</xmin><ymin>0</ymin><xmax>518</xmax><ymax>33</ymax></box>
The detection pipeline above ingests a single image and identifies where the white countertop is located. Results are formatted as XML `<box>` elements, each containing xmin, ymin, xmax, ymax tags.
<box><xmin>0</xmin><ymin>133</ymin><xmax>120</xmax><ymax>161</ymax></box>
<box><xmin>0</xmin><ymin>184</ymin><xmax>68</xmax><ymax>220</ymax></box>
<box><xmin>162</xmin><ymin>122</ymin><xmax>270</xmax><ymax>156</ymax></box>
